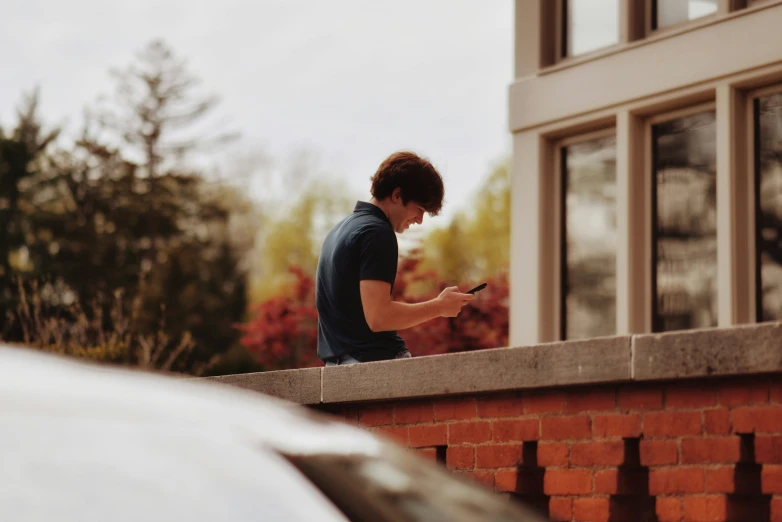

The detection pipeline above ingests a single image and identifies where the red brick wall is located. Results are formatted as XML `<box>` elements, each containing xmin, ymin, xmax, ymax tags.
<box><xmin>321</xmin><ymin>376</ymin><xmax>782</xmax><ymax>522</ymax></box>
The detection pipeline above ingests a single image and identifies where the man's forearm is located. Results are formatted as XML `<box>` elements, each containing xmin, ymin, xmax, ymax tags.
<box><xmin>370</xmin><ymin>298</ymin><xmax>442</xmax><ymax>332</ymax></box>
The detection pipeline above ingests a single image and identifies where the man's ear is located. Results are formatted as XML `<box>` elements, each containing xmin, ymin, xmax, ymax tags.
<box><xmin>392</xmin><ymin>187</ymin><xmax>403</xmax><ymax>203</ymax></box>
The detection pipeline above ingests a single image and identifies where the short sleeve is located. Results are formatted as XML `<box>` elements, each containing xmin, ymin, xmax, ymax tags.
<box><xmin>358</xmin><ymin>225</ymin><xmax>398</xmax><ymax>284</ymax></box>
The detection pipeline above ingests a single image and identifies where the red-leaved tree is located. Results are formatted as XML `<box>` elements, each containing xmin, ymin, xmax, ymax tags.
<box><xmin>239</xmin><ymin>255</ymin><xmax>509</xmax><ymax>370</ymax></box>
<box><xmin>236</xmin><ymin>266</ymin><xmax>321</xmax><ymax>370</ymax></box>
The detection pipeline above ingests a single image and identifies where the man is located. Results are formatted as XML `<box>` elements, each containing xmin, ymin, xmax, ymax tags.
<box><xmin>315</xmin><ymin>151</ymin><xmax>474</xmax><ymax>366</ymax></box>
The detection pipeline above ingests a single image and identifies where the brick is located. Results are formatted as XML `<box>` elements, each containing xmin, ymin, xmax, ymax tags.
<box><xmin>733</xmin><ymin>406</ymin><xmax>782</xmax><ymax>433</ymax></box>
<box><xmin>656</xmin><ymin>497</ymin><xmax>683</xmax><ymax>522</ymax></box>
<box><xmin>338</xmin><ymin>407</ymin><xmax>360</xmax><ymax>425</ymax></box>
<box><xmin>619</xmin><ymin>387</ymin><xmax>663</xmax><ymax>410</ymax></box>
<box><xmin>644</xmin><ymin>411</ymin><xmax>702</xmax><ymax>437</ymax></box>
<box><xmin>446</xmin><ymin>446</ymin><xmax>474</xmax><ymax>470</ymax></box>
<box><xmin>571</xmin><ymin>441</ymin><xmax>626</xmax><ymax>467</ymax></box>
<box><xmin>640</xmin><ymin>440</ymin><xmax>678</xmax><ymax>466</ymax></box>
<box><xmin>449</xmin><ymin>421</ymin><xmax>492</xmax><ymax>444</ymax></box>
<box><xmin>681</xmin><ymin>436</ymin><xmax>741</xmax><ymax>464</ymax></box>
<box><xmin>538</xmin><ymin>442</ymin><xmax>569</xmax><ymax>467</ymax></box>
<box><xmin>573</xmin><ymin>498</ymin><xmax>610</xmax><ymax>522</ymax></box>
<box><xmin>375</xmin><ymin>426</ymin><xmax>409</xmax><ymax>445</ymax></box>
<box><xmin>544</xmin><ymin>469</ymin><xmax>592</xmax><ymax>495</ymax></box>
<box><xmin>492</xmin><ymin>418</ymin><xmax>539</xmax><ymax>442</ymax></box>
<box><xmin>705</xmin><ymin>409</ymin><xmax>731</xmax><ymax>435</ymax></box>
<box><xmin>682</xmin><ymin>495</ymin><xmax>727</xmax><ymax>522</ymax></box>
<box><xmin>413</xmin><ymin>448</ymin><xmax>437</xmax><ymax>462</ymax></box>
<box><xmin>772</xmin><ymin>382</ymin><xmax>782</xmax><ymax>403</ymax></box>
<box><xmin>719</xmin><ymin>382</ymin><xmax>769</xmax><ymax>406</ymax></box>
<box><xmin>476</xmin><ymin>444</ymin><xmax>522</xmax><ymax>469</ymax></box>
<box><xmin>594</xmin><ymin>469</ymin><xmax>650</xmax><ymax>495</ymax></box>
<box><xmin>359</xmin><ymin>406</ymin><xmax>394</xmax><ymax>427</ymax></box>
<box><xmin>394</xmin><ymin>401</ymin><xmax>434</xmax><ymax>425</ymax></box>
<box><xmin>772</xmin><ymin>497</ymin><xmax>782</xmax><ymax>522</ymax></box>
<box><xmin>542</xmin><ymin>416</ymin><xmax>591</xmax><ymax>440</ymax></box>
<box><xmin>525</xmin><ymin>391</ymin><xmax>564</xmax><ymax>414</ymax></box>
<box><xmin>649</xmin><ymin>468</ymin><xmax>705</xmax><ymax>495</ymax></box>
<box><xmin>434</xmin><ymin>398</ymin><xmax>477</xmax><ymax>421</ymax></box>
<box><xmin>455</xmin><ymin>470</ymin><xmax>494</xmax><ymax>489</ymax></box>
<box><xmin>763</xmin><ymin>465</ymin><xmax>782</xmax><ymax>494</ymax></box>
<box><xmin>565</xmin><ymin>388</ymin><xmax>616</xmax><ymax>413</ymax></box>
<box><xmin>550</xmin><ymin>497</ymin><xmax>573</xmax><ymax>522</ymax></box>
<box><xmin>757</xmin><ymin>435</ymin><xmax>782</xmax><ymax>464</ymax></box>
<box><xmin>705</xmin><ymin>465</ymin><xmax>735</xmax><ymax>493</ymax></box>
<box><xmin>408</xmin><ymin>424</ymin><xmax>447</xmax><ymax>448</ymax></box>
<box><xmin>593</xmin><ymin>413</ymin><xmax>642</xmax><ymax>438</ymax></box>
<box><xmin>476</xmin><ymin>395</ymin><xmax>524</xmax><ymax>418</ymax></box>
<box><xmin>666</xmin><ymin>385</ymin><xmax>717</xmax><ymax>408</ymax></box>
<box><xmin>495</xmin><ymin>469</ymin><xmax>544</xmax><ymax>494</ymax></box>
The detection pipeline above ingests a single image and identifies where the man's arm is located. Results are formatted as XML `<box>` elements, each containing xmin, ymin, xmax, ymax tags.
<box><xmin>360</xmin><ymin>280</ymin><xmax>473</xmax><ymax>332</ymax></box>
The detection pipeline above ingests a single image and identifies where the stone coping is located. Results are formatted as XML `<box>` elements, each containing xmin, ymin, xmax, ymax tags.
<box><xmin>206</xmin><ymin>322</ymin><xmax>782</xmax><ymax>405</ymax></box>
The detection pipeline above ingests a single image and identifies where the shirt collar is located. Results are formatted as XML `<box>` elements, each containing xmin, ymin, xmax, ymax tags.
<box><xmin>354</xmin><ymin>201</ymin><xmax>391</xmax><ymax>225</ymax></box>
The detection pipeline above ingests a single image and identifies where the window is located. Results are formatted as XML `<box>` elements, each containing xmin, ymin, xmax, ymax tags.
<box><xmin>563</xmin><ymin>0</ymin><xmax>620</xmax><ymax>57</ymax></box>
<box><xmin>653</xmin><ymin>0</ymin><xmax>718</xmax><ymax>30</ymax></box>
<box><xmin>561</xmin><ymin>135</ymin><xmax>617</xmax><ymax>340</ymax></box>
<box><xmin>755</xmin><ymin>93</ymin><xmax>782</xmax><ymax>322</ymax></box>
<box><xmin>651</xmin><ymin>111</ymin><xmax>717</xmax><ymax>332</ymax></box>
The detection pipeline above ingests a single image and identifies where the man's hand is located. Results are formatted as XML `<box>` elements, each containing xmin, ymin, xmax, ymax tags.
<box><xmin>436</xmin><ymin>286</ymin><xmax>474</xmax><ymax>317</ymax></box>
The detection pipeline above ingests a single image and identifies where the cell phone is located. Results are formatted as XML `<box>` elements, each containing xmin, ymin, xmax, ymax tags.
<box><xmin>466</xmin><ymin>282</ymin><xmax>487</xmax><ymax>294</ymax></box>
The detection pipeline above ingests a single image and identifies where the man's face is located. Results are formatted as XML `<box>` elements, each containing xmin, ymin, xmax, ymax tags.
<box><xmin>389</xmin><ymin>190</ymin><xmax>426</xmax><ymax>234</ymax></box>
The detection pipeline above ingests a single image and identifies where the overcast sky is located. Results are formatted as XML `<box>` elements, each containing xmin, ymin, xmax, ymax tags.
<box><xmin>0</xmin><ymin>0</ymin><xmax>514</xmax><ymax>226</ymax></box>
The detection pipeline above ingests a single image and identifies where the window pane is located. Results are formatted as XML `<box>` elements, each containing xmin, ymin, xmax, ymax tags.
<box><xmin>756</xmin><ymin>93</ymin><xmax>782</xmax><ymax>322</ymax></box>
<box><xmin>655</xmin><ymin>0</ymin><xmax>718</xmax><ymax>29</ymax></box>
<box><xmin>565</xmin><ymin>0</ymin><xmax>619</xmax><ymax>57</ymax></box>
<box><xmin>562</xmin><ymin>135</ymin><xmax>617</xmax><ymax>340</ymax></box>
<box><xmin>652</xmin><ymin>111</ymin><xmax>717</xmax><ymax>332</ymax></box>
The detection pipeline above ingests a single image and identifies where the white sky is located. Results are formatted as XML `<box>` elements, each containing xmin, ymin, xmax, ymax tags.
<box><xmin>0</xmin><ymin>0</ymin><xmax>514</xmax><ymax>227</ymax></box>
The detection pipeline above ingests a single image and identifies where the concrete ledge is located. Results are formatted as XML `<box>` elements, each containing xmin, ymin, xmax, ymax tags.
<box><xmin>206</xmin><ymin>367</ymin><xmax>322</xmax><ymax>405</ymax></box>
<box><xmin>633</xmin><ymin>322</ymin><xmax>782</xmax><ymax>381</ymax></box>
<box><xmin>206</xmin><ymin>322</ymin><xmax>782</xmax><ymax>405</ymax></box>
<box><xmin>321</xmin><ymin>336</ymin><xmax>631</xmax><ymax>404</ymax></box>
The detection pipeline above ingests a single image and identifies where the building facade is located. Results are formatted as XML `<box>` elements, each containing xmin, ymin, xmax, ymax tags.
<box><xmin>509</xmin><ymin>0</ymin><xmax>782</xmax><ymax>345</ymax></box>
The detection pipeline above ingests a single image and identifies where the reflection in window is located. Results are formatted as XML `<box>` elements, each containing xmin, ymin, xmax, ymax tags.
<box><xmin>654</xmin><ymin>0</ymin><xmax>718</xmax><ymax>29</ymax></box>
<box><xmin>755</xmin><ymin>93</ymin><xmax>782</xmax><ymax>322</ymax></box>
<box><xmin>564</xmin><ymin>0</ymin><xmax>619</xmax><ymax>57</ymax></box>
<box><xmin>652</xmin><ymin>111</ymin><xmax>717</xmax><ymax>332</ymax></box>
<box><xmin>562</xmin><ymin>136</ymin><xmax>617</xmax><ymax>340</ymax></box>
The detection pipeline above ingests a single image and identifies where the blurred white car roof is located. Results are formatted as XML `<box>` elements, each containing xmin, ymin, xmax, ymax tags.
<box><xmin>0</xmin><ymin>344</ymin><xmax>376</xmax><ymax>522</ymax></box>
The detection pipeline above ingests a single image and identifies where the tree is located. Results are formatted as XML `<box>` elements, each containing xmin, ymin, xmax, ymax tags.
<box><xmin>2</xmin><ymin>41</ymin><xmax>254</xmax><ymax>375</ymax></box>
<box><xmin>421</xmin><ymin>159</ymin><xmax>510</xmax><ymax>283</ymax></box>
<box><xmin>0</xmin><ymin>90</ymin><xmax>60</xmax><ymax>278</ymax></box>
<box><xmin>96</xmin><ymin>39</ymin><xmax>237</xmax><ymax>178</ymax></box>
<box><xmin>238</xmin><ymin>266</ymin><xmax>321</xmax><ymax>370</ymax></box>
<box><xmin>250</xmin><ymin>176</ymin><xmax>356</xmax><ymax>303</ymax></box>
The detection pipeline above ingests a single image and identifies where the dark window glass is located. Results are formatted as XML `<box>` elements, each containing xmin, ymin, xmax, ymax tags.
<box><xmin>652</xmin><ymin>111</ymin><xmax>717</xmax><ymax>332</ymax></box>
<box><xmin>654</xmin><ymin>0</ymin><xmax>717</xmax><ymax>29</ymax></box>
<box><xmin>562</xmin><ymin>135</ymin><xmax>617</xmax><ymax>340</ymax></box>
<box><xmin>564</xmin><ymin>0</ymin><xmax>619</xmax><ymax>57</ymax></box>
<box><xmin>755</xmin><ymin>93</ymin><xmax>782</xmax><ymax>322</ymax></box>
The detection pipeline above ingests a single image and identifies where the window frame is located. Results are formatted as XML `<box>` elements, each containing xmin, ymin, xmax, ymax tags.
<box><xmin>556</xmin><ymin>0</ymin><xmax>622</xmax><ymax>62</ymax></box>
<box><xmin>746</xmin><ymin>83</ymin><xmax>782</xmax><ymax>322</ymax></box>
<box><xmin>555</xmin><ymin>127</ymin><xmax>618</xmax><ymax>341</ymax></box>
<box><xmin>645</xmin><ymin>101</ymin><xmax>718</xmax><ymax>333</ymax></box>
<box><xmin>646</xmin><ymin>0</ymin><xmax>721</xmax><ymax>34</ymax></box>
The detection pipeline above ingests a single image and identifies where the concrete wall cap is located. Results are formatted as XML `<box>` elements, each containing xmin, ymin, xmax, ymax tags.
<box><xmin>207</xmin><ymin>322</ymin><xmax>782</xmax><ymax>405</ymax></box>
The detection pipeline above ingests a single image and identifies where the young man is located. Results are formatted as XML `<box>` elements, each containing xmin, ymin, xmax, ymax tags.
<box><xmin>315</xmin><ymin>151</ymin><xmax>474</xmax><ymax>366</ymax></box>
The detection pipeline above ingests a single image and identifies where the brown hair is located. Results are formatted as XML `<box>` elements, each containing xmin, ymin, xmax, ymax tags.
<box><xmin>369</xmin><ymin>151</ymin><xmax>445</xmax><ymax>216</ymax></box>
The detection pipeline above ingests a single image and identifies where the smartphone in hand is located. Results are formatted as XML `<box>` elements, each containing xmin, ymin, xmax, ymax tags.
<box><xmin>466</xmin><ymin>282</ymin><xmax>487</xmax><ymax>294</ymax></box>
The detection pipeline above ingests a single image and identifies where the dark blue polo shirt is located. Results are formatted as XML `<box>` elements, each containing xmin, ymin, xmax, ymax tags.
<box><xmin>315</xmin><ymin>201</ymin><xmax>407</xmax><ymax>362</ymax></box>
